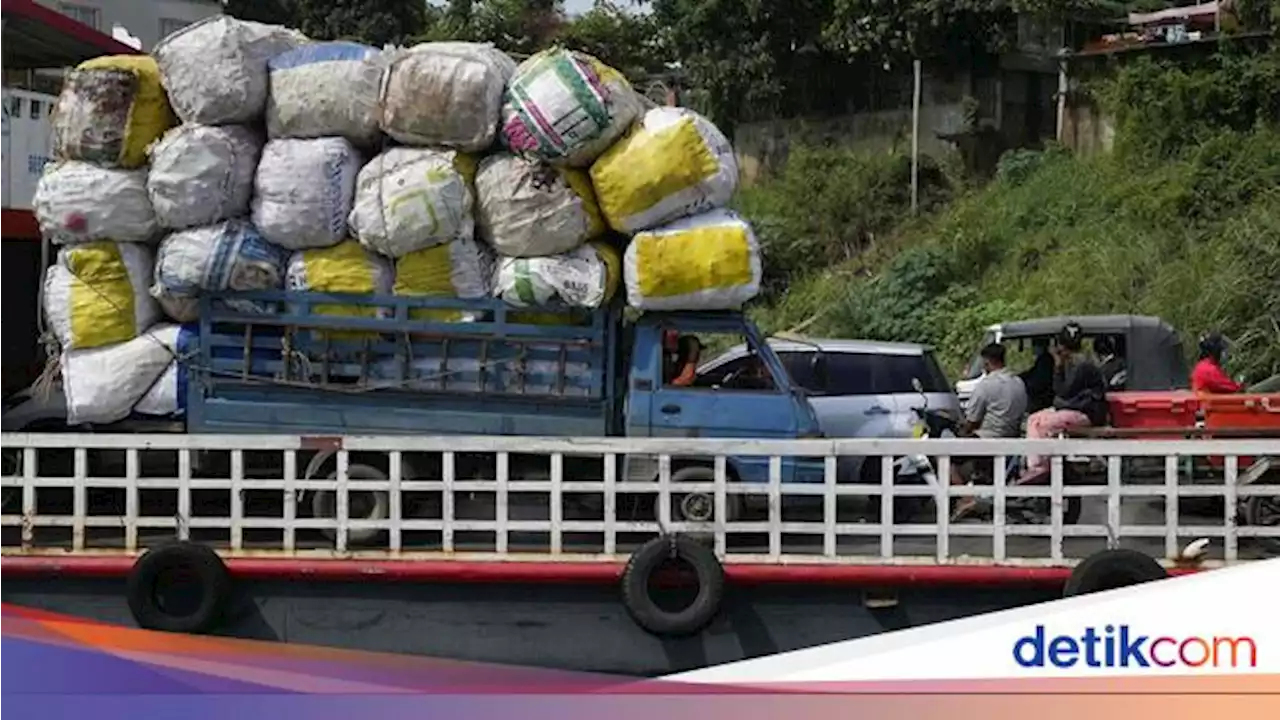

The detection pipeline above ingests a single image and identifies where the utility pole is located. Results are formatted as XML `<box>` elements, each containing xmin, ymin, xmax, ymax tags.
<box><xmin>911</xmin><ymin>59</ymin><xmax>921</xmax><ymax>215</ymax></box>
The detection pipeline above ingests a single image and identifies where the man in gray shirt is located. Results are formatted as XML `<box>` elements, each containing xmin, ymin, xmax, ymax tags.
<box><xmin>951</xmin><ymin>343</ymin><xmax>1027</xmax><ymax>518</ymax></box>
<box><xmin>964</xmin><ymin>343</ymin><xmax>1028</xmax><ymax>439</ymax></box>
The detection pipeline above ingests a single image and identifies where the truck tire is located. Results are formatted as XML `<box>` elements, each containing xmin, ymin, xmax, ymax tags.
<box><xmin>621</xmin><ymin>535</ymin><xmax>724</xmax><ymax>637</ymax></box>
<box><xmin>1063</xmin><ymin>548</ymin><xmax>1167</xmax><ymax>597</ymax></box>
<box><xmin>310</xmin><ymin>462</ymin><xmax>390</xmax><ymax>545</ymax></box>
<box><xmin>126</xmin><ymin>541</ymin><xmax>231</xmax><ymax>634</ymax></box>
<box><xmin>664</xmin><ymin>465</ymin><xmax>742</xmax><ymax>524</ymax></box>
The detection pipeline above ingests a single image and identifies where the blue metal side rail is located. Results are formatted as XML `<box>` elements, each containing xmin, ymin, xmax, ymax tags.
<box><xmin>187</xmin><ymin>291</ymin><xmax>623</xmax><ymax>437</ymax></box>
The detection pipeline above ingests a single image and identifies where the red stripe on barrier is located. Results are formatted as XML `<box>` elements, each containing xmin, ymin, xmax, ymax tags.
<box><xmin>0</xmin><ymin>555</ymin><xmax>1205</xmax><ymax>586</ymax></box>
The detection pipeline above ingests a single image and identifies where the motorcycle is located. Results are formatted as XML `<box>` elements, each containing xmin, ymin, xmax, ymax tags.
<box><xmin>897</xmin><ymin>379</ymin><xmax>1084</xmax><ymax>525</ymax></box>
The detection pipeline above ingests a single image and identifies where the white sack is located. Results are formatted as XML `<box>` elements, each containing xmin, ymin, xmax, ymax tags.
<box><xmin>623</xmin><ymin>208</ymin><xmax>762</xmax><ymax>311</ymax></box>
<box><xmin>475</xmin><ymin>153</ymin><xmax>604</xmax><ymax>258</ymax></box>
<box><xmin>493</xmin><ymin>242</ymin><xmax>619</xmax><ymax>309</ymax></box>
<box><xmin>152</xmin><ymin>219</ymin><xmax>288</xmax><ymax>322</ymax></box>
<box><xmin>500</xmin><ymin>48</ymin><xmax>642</xmax><ymax>167</ymax></box>
<box><xmin>147</xmin><ymin>124</ymin><xmax>262</xmax><ymax>230</ymax></box>
<box><xmin>34</xmin><ymin>161</ymin><xmax>158</xmax><ymax>245</ymax></box>
<box><xmin>134</xmin><ymin>323</ymin><xmax>197</xmax><ymax>417</ymax></box>
<box><xmin>267</xmin><ymin>41</ymin><xmax>385</xmax><ymax>145</ymax></box>
<box><xmin>62</xmin><ymin>324</ymin><xmax>185</xmax><ymax>426</ymax></box>
<box><xmin>348</xmin><ymin>147</ymin><xmax>475</xmax><ymax>258</ymax></box>
<box><xmin>253</xmin><ymin>137</ymin><xmax>363</xmax><ymax>250</ymax></box>
<box><xmin>380</xmin><ymin>42</ymin><xmax>516</xmax><ymax>150</ymax></box>
<box><xmin>44</xmin><ymin>241</ymin><xmax>161</xmax><ymax>351</ymax></box>
<box><xmin>154</xmin><ymin>14</ymin><xmax>308</xmax><ymax>125</ymax></box>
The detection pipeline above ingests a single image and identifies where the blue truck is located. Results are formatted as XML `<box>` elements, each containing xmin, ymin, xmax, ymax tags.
<box><xmin>5</xmin><ymin>290</ymin><xmax>834</xmax><ymax>537</ymax></box>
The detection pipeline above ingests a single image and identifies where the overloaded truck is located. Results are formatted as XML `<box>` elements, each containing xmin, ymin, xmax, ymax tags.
<box><xmin>4</xmin><ymin>288</ymin><xmax>835</xmax><ymax>535</ymax></box>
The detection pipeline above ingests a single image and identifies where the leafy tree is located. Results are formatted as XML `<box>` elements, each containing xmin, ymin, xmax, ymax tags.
<box><xmin>223</xmin><ymin>0</ymin><xmax>427</xmax><ymax>46</ymax></box>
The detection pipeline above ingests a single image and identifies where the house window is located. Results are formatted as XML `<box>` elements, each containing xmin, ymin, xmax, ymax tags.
<box><xmin>159</xmin><ymin>18</ymin><xmax>189</xmax><ymax>41</ymax></box>
<box><xmin>59</xmin><ymin>3</ymin><xmax>100</xmax><ymax>30</ymax></box>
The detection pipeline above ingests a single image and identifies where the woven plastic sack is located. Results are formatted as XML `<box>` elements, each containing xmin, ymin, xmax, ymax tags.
<box><xmin>287</xmin><ymin>240</ymin><xmax>393</xmax><ymax>339</ymax></box>
<box><xmin>152</xmin><ymin>220</ymin><xmax>288</xmax><ymax>322</ymax></box>
<box><xmin>379</xmin><ymin>42</ymin><xmax>516</xmax><ymax>151</ymax></box>
<box><xmin>44</xmin><ymin>241</ymin><xmax>161</xmax><ymax>352</ymax></box>
<box><xmin>348</xmin><ymin>147</ymin><xmax>476</xmax><ymax>258</ymax></box>
<box><xmin>51</xmin><ymin>55</ymin><xmax>174</xmax><ymax>169</ymax></box>
<box><xmin>134</xmin><ymin>324</ymin><xmax>198</xmax><ymax>417</ymax></box>
<box><xmin>34</xmin><ymin>161</ymin><xmax>158</xmax><ymax>245</ymax></box>
<box><xmin>395</xmin><ymin>238</ymin><xmax>493</xmax><ymax>323</ymax></box>
<box><xmin>475</xmin><ymin>153</ymin><xmax>604</xmax><ymax>258</ymax></box>
<box><xmin>267</xmin><ymin>41</ymin><xmax>385</xmax><ymax>145</ymax></box>
<box><xmin>154</xmin><ymin>15</ymin><xmax>307</xmax><ymax>125</ymax></box>
<box><xmin>253</xmin><ymin>137</ymin><xmax>363</xmax><ymax>250</ymax></box>
<box><xmin>623</xmin><ymin>209</ymin><xmax>761</xmax><ymax>311</ymax></box>
<box><xmin>590</xmin><ymin>106</ymin><xmax>738</xmax><ymax>233</ymax></box>
<box><xmin>500</xmin><ymin>48</ymin><xmax>642</xmax><ymax>168</ymax></box>
<box><xmin>61</xmin><ymin>324</ymin><xmax>189</xmax><ymax>425</ymax></box>
<box><xmin>148</xmin><ymin>124</ymin><xmax>262</xmax><ymax>230</ymax></box>
<box><xmin>494</xmin><ymin>241</ymin><xmax>620</xmax><ymax>310</ymax></box>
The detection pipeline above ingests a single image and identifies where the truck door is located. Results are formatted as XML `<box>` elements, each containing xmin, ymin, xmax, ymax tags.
<box><xmin>643</xmin><ymin>320</ymin><xmax>807</xmax><ymax>482</ymax></box>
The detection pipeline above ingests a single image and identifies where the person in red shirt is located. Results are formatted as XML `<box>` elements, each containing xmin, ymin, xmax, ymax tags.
<box><xmin>1190</xmin><ymin>332</ymin><xmax>1241</xmax><ymax>394</ymax></box>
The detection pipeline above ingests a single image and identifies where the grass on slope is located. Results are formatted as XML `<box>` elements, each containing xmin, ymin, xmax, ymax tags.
<box><xmin>743</xmin><ymin>129</ymin><xmax>1280</xmax><ymax>381</ymax></box>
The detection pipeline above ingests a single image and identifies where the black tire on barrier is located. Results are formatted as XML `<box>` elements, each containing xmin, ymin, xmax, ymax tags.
<box><xmin>621</xmin><ymin>535</ymin><xmax>725</xmax><ymax>637</ymax></box>
<box><xmin>126</xmin><ymin>541</ymin><xmax>232</xmax><ymax>634</ymax></box>
<box><xmin>1063</xmin><ymin>548</ymin><xmax>1168</xmax><ymax>598</ymax></box>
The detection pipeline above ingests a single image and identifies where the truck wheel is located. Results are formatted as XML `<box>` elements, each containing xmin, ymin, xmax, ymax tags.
<box><xmin>310</xmin><ymin>463</ymin><xmax>389</xmax><ymax>545</ymax></box>
<box><xmin>621</xmin><ymin>535</ymin><xmax>725</xmax><ymax>637</ymax></box>
<box><xmin>1242</xmin><ymin>495</ymin><xmax>1280</xmax><ymax>555</ymax></box>
<box><xmin>1063</xmin><ymin>548</ymin><xmax>1167</xmax><ymax>597</ymax></box>
<box><xmin>126</xmin><ymin>541</ymin><xmax>231</xmax><ymax>634</ymax></box>
<box><xmin>663</xmin><ymin>465</ymin><xmax>741</xmax><ymax>524</ymax></box>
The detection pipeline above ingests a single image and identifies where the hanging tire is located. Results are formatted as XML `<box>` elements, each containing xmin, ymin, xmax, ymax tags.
<box><xmin>621</xmin><ymin>535</ymin><xmax>725</xmax><ymax>637</ymax></box>
<box><xmin>1063</xmin><ymin>548</ymin><xmax>1167</xmax><ymax>597</ymax></box>
<box><xmin>126</xmin><ymin>541</ymin><xmax>231</xmax><ymax>634</ymax></box>
<box><xmin>311</xmin><ymin>463</ymin><xmax>390</xmax><ymax>545</ymax></box>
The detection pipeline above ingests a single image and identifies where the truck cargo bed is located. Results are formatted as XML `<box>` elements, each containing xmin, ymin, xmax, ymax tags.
<box><xmin>190</xmin><ymin>291</ymin><xmax>623</xmax><ymax>437</ymax></box>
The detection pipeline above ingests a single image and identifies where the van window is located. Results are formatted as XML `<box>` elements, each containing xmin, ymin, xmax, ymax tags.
<box><xmin>777</xmin><ymin>350</ymin><xmax>951</xmax><ymax>396</ymax></box>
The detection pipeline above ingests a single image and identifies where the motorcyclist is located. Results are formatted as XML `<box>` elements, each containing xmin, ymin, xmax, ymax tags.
<box><xmin>950</xmin><ymin>343</ymin><xmax>1027</xmax><ymax>519</ymax></box>
<box><xmin>1190</xmin><ymin>332</ymin><xmax>1241</xmax><ymax>394</ymax></box>
<box><xmin>1015</xmin><ymin>322</ymin><xmax>1108</xmax><ymax>486</ymax></box>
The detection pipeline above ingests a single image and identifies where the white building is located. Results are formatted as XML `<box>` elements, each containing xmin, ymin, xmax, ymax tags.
<box><xmin>37</xmin><ymin>0</ymin><xmax>221</xmax><ymax>51</ymax></box>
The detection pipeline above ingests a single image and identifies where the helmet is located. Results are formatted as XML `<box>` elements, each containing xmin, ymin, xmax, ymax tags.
<box><xmin>1057</xmin><ymin>322</ymin><xmax>1084</xmax><ymax>351</ymax></box>
<box><xmin>1199</xmin><ymin>332</ymin><xmax>1227</xmax><ymax>360</ymax></box>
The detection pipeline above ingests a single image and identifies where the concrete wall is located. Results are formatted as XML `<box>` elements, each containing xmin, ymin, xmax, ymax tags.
<box><xmin>1060</xmin><ymin>97</ymin><xmax>1115</xmax><ymax>156</ymax></box>
<box><xmin>37</xmin><ymin>0</ymin><xmax>221</xmax><ymax>51</ymax></box>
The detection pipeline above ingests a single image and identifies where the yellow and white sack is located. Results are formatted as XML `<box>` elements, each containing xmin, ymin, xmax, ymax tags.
<box><xmin>494</xmin><ymin>241</ymin><xmax>620</xmax><ymax>310</ymax></box>
<box><xmin>394</xmin><ymin>237</ymin><xmax>493</xmax><ymax>323</ymax></box>
<box><xmin>51</xmin><ymin>55</ymin><xmax>174</xmax><ymax>169</ymax></box>
<box><xmin>348</xmin><ymin>147</ymin><xmax>476</xmax><ymax>258</ymax></box>
<box><xmin>379</xmin><ymin>42</ymin><xmax>517</xmax><ymax>151</ymax></box>
<box><xmin>590</xmin><ymin>106</ymin><xmax>738</xmax><ymax>233</ymax></box>
<box><xmin>286</xmin><ymin>240</ymin><xmax>393</xmax><ymax>338</ymax></box>
<box><xmin>44</xmin><ymin>241</ymin><xmax>161</xmax><ymax>351</ymax></box>
<box><xmin>623</xmin><ymin>209</ymin><xmax>761</xmax><ymax>311</ymax></box>
<box><xmin>475</xmin><ymin>153</ymin><xmax>604</xmax><ymax>257</ymax></box>
<box><xmin>34</xmin><ymin>161</ymin><xmax>158</xmax><ymax>245</ymax></box>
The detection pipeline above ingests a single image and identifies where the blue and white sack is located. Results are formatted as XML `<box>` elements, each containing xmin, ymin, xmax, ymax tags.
<box><xmin>266</xmin><ymin>41</ymin><xmax>385</xmax><ymax>146</ymax></box>
<box><xmin>62</xmin><ymin>323</ymin><xmax>190</xmax><ymax>425</ymax></box>
<box><xmin>152</xmin><ymin>219</ymin><xmax>288</xmax><ymax>323</ymax></box>
<box><xmin>252</xmin><ymin>137</ymin><xmax>363</xmax><ymax>250</ymax></box>
<box><xmin>135</xmin><ymin>324</ymin><xmax>198</xmax><ymax>417</ymax></box>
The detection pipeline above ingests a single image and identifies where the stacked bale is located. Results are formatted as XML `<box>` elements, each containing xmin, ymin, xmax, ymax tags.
<box><xmin>35</xmin><ymin>54</ymin><xmax>175</xmax><ymax>424</ymax></box>
<box><xmin>25</xmin><ymin>10</ymin><xmax>771</xmax><ymax>421</ymax></box>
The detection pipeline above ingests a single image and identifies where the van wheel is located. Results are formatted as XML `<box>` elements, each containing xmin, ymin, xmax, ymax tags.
<box><xmin>310</xmin><ymin>463</ymin><xmax>390</xmax><ymax>545</ymax></box>
<box><xmin>663</xmin><ymin>466</ymin><xmax>742</xmax><ymax>524</ymax></box>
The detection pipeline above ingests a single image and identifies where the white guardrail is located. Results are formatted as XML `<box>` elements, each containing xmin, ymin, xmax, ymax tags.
<box><xmin>1</xmin><ymin>434</ymin><xmax>1278</xmax><ymax>567</ymax></box>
